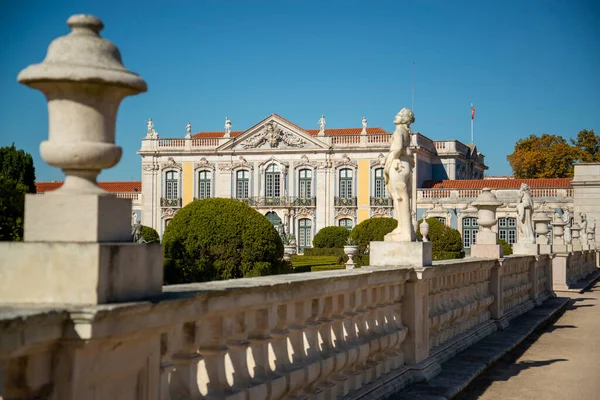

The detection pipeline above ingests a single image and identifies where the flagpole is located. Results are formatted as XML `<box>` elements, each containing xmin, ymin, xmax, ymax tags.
<box><xmin>470</xmin><ymin>103</ymin><xmax>474</xmax><ymax>143</ymax></box>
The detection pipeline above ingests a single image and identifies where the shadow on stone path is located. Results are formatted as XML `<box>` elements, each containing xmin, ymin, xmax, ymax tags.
<box><xmin>455</xmin><ymin>280</ymin><xmax>600</xmax><ymax>400</ymax></box>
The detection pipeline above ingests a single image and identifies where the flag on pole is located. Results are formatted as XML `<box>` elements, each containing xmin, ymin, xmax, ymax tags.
<box><xmin>471</xmin><ymin>103</ymin><xmax>476</xmax><ymax>120</ymax></box>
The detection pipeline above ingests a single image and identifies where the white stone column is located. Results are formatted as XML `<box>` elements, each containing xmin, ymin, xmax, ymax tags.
<box><xmin>0</xmin><ymin>14</ymin><xmax>162</xmax><ymax>305</ymax></box>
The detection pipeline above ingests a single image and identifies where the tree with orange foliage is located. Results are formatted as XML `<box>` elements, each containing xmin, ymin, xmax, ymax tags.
<box><xmin>571</xmin><ymin>129</ymin><xmax>600</xmax><ymax>163</ymax></box>
<box><xmin>507</xmin><ymin>134</ymin><xmax>576</xmax><ymax>178</ymax></box>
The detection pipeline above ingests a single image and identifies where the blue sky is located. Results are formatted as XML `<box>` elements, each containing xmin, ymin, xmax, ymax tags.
<box><xmin>1</xmin><ymin>0</ymin><xmax>599</xmax><ymax>182</ymax></box>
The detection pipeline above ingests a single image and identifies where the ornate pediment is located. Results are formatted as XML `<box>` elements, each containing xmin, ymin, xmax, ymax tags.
<box><xmin>218</xmin><ymin>156</ymin><xmax>253</xmax><ymax>171</ymax></box>
<box><xmin>335</xmin><ymin>154</ymin><xmax>358</xmax><ymax>169</ymax></box>
<box><xmin>160</xmin><ymin>157</ymin><xmax>182</xmax><ymax>171</ymax></box>
<box><xmin>258</xmin><ymin>157</ymin><xmax>289</xmax><ymax>175</ymax></box>
<box><xmin>194</xmin><ymin>157</ymin><xmax>214</xmax><ymax>170</ymax></box>
<box><xmin>295</xmin><ymin>155</ymin><xmax>330</xmax><ymax>170</ymax></box>
<box><xmin>220</xmin><ymin>115</ymin><xmax>330</xmax><ymax>151</ymax></box>
<box><xmin>370</xmin><ymin>153</ymin><xmax>386</xmax><ymax>168</ymax></box>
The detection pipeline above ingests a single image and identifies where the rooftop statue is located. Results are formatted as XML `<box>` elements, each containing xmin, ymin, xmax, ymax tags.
<box><xmin>318</xmin><ymin>115</ymin><xmax>326</xmax><ymax>131</ymax></box>
<box><xmin>225</xmin><ymin>117</ymin><xmax>232</xmax><ymax>135</ymax></box>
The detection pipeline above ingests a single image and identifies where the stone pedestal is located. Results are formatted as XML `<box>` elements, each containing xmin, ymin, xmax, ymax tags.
<box><xmin>0</xmin><ymin>242</ymin><xmax>163</xmax><ymax>305</ymax></box>
<box><xmin>471</xmin><ymin>243</ymin><xmax>503</xmax><ymax>258</ymax></box>
<box><xmin>513</xmin><ymin>243</ymin><xmax>540</xmax><ymax>255</ymax></box>
<box><xmin>25</xmin><ymin>194</ymin><xmax>132</xmax><ymax>242</ymax></box>
<box><xmin>552</xmin><ymin>244</ymin><xmax>569</xmax><ymax>254</ymax></box>
<box><xmin>370</xmin><ymin>241</ymin><xmax>432</xmax><ymax>267</ymax></box>
<box><xmin>539</xmin><ymin>244</ymin><xmax>553</xmax><ymax>254</ymax></box>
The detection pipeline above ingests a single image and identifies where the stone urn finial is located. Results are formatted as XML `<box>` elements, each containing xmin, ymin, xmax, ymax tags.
<box><xmin>471</xmin><ymin>188</ymin><xmax>502</xmax><ymax>245</ymax></box>
<box><xmin>532</xmin><ymin>211</ymin><xmax>552</xmax><ymax>245</ymax></box>
<box><xmin>17</xmin><ymin>14</ymin><xmax>147</xmax><ymax>195</ymax></box>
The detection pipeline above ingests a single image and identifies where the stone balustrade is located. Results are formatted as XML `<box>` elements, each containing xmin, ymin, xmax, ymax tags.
<box><xmin>1</xmin><ymin>254</ymin><xmax>571</xmax><ymax>399</ymax></box>
<box><xmin>552</xmin><ymin>250</ymin><xmax>598</xmax><ymax>291</ymax></box>
<box><xmin>417</xmin><ymin>188</ymin><xmax>573</xmax><ymax>201</ymax></box>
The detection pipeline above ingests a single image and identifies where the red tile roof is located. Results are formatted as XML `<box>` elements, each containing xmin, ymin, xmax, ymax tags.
<box><xmin>191</xmin><ymin>113</ymin><xmax>389</xmax><ymax>138</ymax></box>
<box><xmin>36</xmin><ymin>181</ymin><xmax>142</xmax><ymax>193</ymax></box>
<box><xmin>423</xmin><ymin>178</ymin><xmax>573</xmax><ymax>189</ymax></box>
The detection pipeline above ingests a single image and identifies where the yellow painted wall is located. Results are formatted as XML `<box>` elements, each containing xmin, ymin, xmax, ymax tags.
<box><xmin>357</xmin><ymin>159</ymin><xmax>370</xmax><ymax>223</ymax></box>
<box><xmin>182</xmin><ymin>162</ymin><xmax>194</xmax><ymax>206</ymax></box>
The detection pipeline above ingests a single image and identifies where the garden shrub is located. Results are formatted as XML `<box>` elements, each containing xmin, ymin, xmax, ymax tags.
<box><xmin>349</xmin><ymin>217</ymin><xmax>398</xmax><ymax>266</ymax></box>
<box><xmin>303</xmin><ymin>247</ymin><xmax>345</xmax><ymax>258</ymax></box>
<box><xmin>498</xmin><ymin>239</ymin><xmax>513</xmax><ymax>256</ymax></box>
<box><xmin>162</xmin><ymin>198</ymin><xmax>290</xmax><ymax>284</ymax></box>
<box><xmin>312</xmin><ymin>226</ymin><xmax>350</xmax><ymax>249</ymax></box>
<box><xmin>416</xmin><ymin>217</ymin><xmax>464</xmax><ymax>260</ymax></box>
<box><xmin>140</xmin><ymin>225</ymin><xmax>159</xmax><ymax>243</ymax></box>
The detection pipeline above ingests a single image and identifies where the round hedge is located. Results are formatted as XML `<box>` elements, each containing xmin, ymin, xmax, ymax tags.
<box><xmin>416</xmin><ymin>218</ymin><xmax>464</xmax><ymax>260</ymax></box>
<box><xmin>498</xmin><ymin>239</ymin><xmax>513</xmax><ymax>256</ymax></box>
<box><xmin>162</xmin><ymin>198</ymin><xmax>288</xmax><ymax>284</ymax></box>
<box><xmin>349</xmin><ymin>217</ymin><xmax>398</xmax><ymax>266</ymax></box>
<box><xmin>141</xmin><ymin>225</ymin><xmax>159</xmax><ymax>243</ymax></box>
<box><xmin>312</xmin><ymin>226</ymin><xmax>350</xmax><ymax>248</ymax></box>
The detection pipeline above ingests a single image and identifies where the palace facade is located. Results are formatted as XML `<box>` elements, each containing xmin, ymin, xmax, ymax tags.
<box><xmin>136</xmin><ymin>113</ymin><xmax>487</xmax><ymax>250</ymax></box>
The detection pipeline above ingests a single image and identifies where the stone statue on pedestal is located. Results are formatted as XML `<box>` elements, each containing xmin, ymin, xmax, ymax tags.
<box><xmin>362</xmin><ymin>116</ymin><xmax>367</xmax><ymax>130</ymax></box>
<box><xmin>225</xmin><ymin>117</ymin><xmax>232</xmax><ymax>135</ymax></box>
<box><xmin>383</xmin><ymin>108</ymin><xmax>415</xmax><ymax>242</ymax></box>
<box><xmin>185</xmin><ymin>122</ymin><xmax>192</xmax><ymax>138</ymax></box>
<box><xmin>318</xmin><ymin>115</ymin><xmax>326</xmax><ymax>133</ymax></box>
<box><xmin>516</xmin><ymin>183</ymin><xmax>535</xmax><ymax>244</ymax></box>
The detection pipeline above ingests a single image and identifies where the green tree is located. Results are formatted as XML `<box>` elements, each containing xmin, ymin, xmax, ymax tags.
<box><xmin>0</xmin><ymin>144</ymin><xmax>36</xmax><ymax>241</ymax></box>
<box><xmin>312</xmin><ymin>226</ymin><xmax>350</xmax><ymax>248</ymax></box>
<box><xmin>571</xmin><ymin>129</ymin><xmax>600</xmax><ymax>163</ymax></box>
<box><xmin>163</xmin><ymin>198</ymin><xmax>290</xmax><ymax>284</ymax></box>
<box><xmin>0</xmin><ymin>176</ymin><xmax>26</xmax><ymax>241</ymax></box>
<box><xmin>349</xmin><ymin>217</ymin><xmax>398</xmax><ymax>266</ymax></box>
<box><xmin>0</xmin><ymin>144</ymin><xmax>36</xmax><ymax>193</ymax></box>
<box><xmin>506</xmin><ymin>134</ymin><xmax>575</xmax><ymax>178</ymax></box>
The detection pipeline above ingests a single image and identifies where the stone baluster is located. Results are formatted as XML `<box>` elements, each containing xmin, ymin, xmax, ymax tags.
<box><xmin>471</xmin><ymin>188</ymin><xmax>503</xmax><ymax>258</ymax></box>
<box><xmin>385</xmin><ymin>282</ymin><xmax>408</xmax><ymax>370</ymax></box>
<box><xmin>169</xmin><ymin>323</ymin><xmax>202</xmax><ymax>399</ymax></box>
<box><xmin>372</xmin><ymin>285</ymin><xmax>395</xmax><ymax>376</ymax></box>
<box><xmin>533</xmin><ymin>211</ymin><xmax>552</xmax><ymax>254</ymax></box>
<box><xmin>301</xmin><ymin>297</ymin><xmax>325</xmax><ymax>397</ymax></box>
<box><xmin>287</xmin><ymin>300</ymin><xmax>312</xmax><ymax>399</ymax></box>
<box><xmin>329</xmin><ymin>293</ymin><xmax>351</xmax><ymax>396</ymax></box>
<box><xmin>225</xmin><ymin>312</ymin><xmax>255</xmax><ymax>398</ymax></box>
<box><xmin>353</xmin><ymin>288</ymin><xmax>373</xmax><ymax>386</ymax></box>
<box><xmin>196</xmin><ymin>316</ymin><xmax>230</xmax><ymax>398</ymax></box>
<box><xmin>341</xmin><ymin>290</ymin><xmax>364</xmax><ymax>391</ymax></box>
<box><xmin>269</xmin><ymin>303</ymin><xmax>293</xmax><ymax>380</ymax></box>
<box><xmin>314</xmin><ymin>296</ymin><xmax>338</xmax><ymax>396</ymax></box>
<box><xmin>365</xmin><ymin>286</ymin><xmax>388</xmax><ymax>381</ymax></box>
<box><xmin>571</xmin><ymin>221</ymin><xmax>582</xmax><ymax>251</ymax></box>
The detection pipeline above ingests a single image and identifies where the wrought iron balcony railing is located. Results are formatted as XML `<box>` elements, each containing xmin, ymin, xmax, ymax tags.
<box><xmin>160</xmin><ymin>197</ymin><xmax>182</xmax><ymax>207</ymax></box>
<box><xmin>370</xmin><ymin>196</ymin><xmax>393</xmax><ymax>207</ymax></box>
<box><xmin>334</xmin><ymin>196</ymin><xmax>357</xmax><ymax>207</ymax></box>
<box><xmin>235</xmin><ymin>196</ymin><xmax>317</xmax><ymax>207</ymax></box>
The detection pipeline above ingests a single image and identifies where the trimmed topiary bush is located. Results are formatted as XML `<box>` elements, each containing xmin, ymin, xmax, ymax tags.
<box><xmin>162</xmin><ymin>198</ymin><xmax>290</xmax><ymax>284</ymax></box>
<box><xmin>349</xmin><ymin>217</ymin><xmax>398</xmax><ymax>266</ymax></box>
<box><xmin>498</xmin><ymin>239</ymin><xmax>513</xmax><ymax>256</ymax></box>
<box><xmin>416</xmin><ymin>218</ymin><xmax>464</xmax><ymax>260</ymax></box>
<box><xmin>312</xmin><ymin>226</ymin><xmax>350</xmax><ymax>248</ymax></box>
<box><xmin>140</xmin><ymin>225</ymin><xmax>159</xmax><ymax>243</ymax></box>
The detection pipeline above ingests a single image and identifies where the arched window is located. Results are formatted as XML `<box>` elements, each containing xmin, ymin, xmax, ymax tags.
<box><xmin>165</xmin><ymin>171</ymin><xmax>179</xmax><ymax>200</ymax></box>
<box><xmin>339</xmin><ymin>218</ymin><xmax>353</xmax><ymax>230</ymax></box>
<box><xmin>298</xmin><ymin>218</ymin><xmax>312</xmax><ymax>252</ymax></box>
<box><xmin>236</xmin><ymin>170</ymin><xmax>250</xmax><ymax>199</ymax></box>
<box><xmin>298</xmin><ymin>169</ymin><xmax>312</xmax><ymax>199</ymax></box>
<box><xmin>265</xmin><ymin>164</ymin><xmax>281</xmax><ymax>198</ymax></box>
<box><xmin>462</xmin><ymin>217</ymin><xmax>479</xmax><ymax>249</ymax></box>
<box><xmin>498</xmin><ymin>217</ymin><xmax>516</xmax><ymax>245</ymax></box>
<box><xmin>374</xmin><ymin>168</ymin><xmax>386</xmax><ymax>198</ymax></box>
<box><xmin>197</xmin><ymin>170</ymin><xmax>211</xmax><ymax>199</ymax></box>
<box><xmin>339</xmin><ymin>168</ymin><xmax>353</xmax><ymax>198</ymax></box>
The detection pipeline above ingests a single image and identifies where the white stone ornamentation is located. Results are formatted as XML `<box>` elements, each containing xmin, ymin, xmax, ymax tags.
<box><xmin>383</xmin><ymin>108</ymin><xmax>415</xmax><ymax>242</ymax></box>
<box><xmin>218</xmin><ymin>156</ymin><xmax>252</xmax><ymax>172</ymax></box>
<box><xmin>318</xmin><ymin>114</ymin><xmax>326</xmax><ymax>135</ymax></box>
<box><xmin>361</xmin><ymin>116</ymin><xmax>367</xmax><ymax>133</ymax></box>
<box><xmin>241</xmin><ymin>121</ymin><xmax>306</xmax><ymax>149</ymax></box>
<box><xmin>224</xmin><ymin>117</ymin><xmax>232</xmax><ymax>137</ymax></box>
<box><xmin>335</xmin><ymin>153</ymin><xmax>358</xmax><ymax>169</ymax></box>
<box><xmin>516</xmin><ymin>183</ymin><xmax>535</xmax><ymax>244</ymax></box>
<box><xmin>161</xmin><ymin>157</ymin><xmax>181</xmax><ymax>171</ymax></box>
<box><xmin>185</xmin><ymin>121</ymin><xmax>192</xmax><ymax>139</ymax></box>
<box><xmin>370</xmin><ymin>153</ymin><xmax>386</xmax><ymax>167</ymax></box>
<box><xmin>194</xmin><ymin>157</ymin><xmax>214</xmax><ymax>170</ymax></box>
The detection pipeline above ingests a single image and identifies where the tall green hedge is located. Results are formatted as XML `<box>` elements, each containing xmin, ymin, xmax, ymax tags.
<box><xmin>312</xmin><ymin>226</ymin><xmax>350</xmax><ymax>248</ymax></box>
<box><xmin>416</xmin><ymin>218</ymin><xmax>464</xmax><ymax>260</ymax></box>
<box><xmin>162</xmin><ymin>198</ymin><xmax>290</xmax><ymax>284</ymax></box>
<box><xmin>349</xmin><ymin>217</ymin><xmax>398</xmax><ymax>266</ymax></box>
<box><xmin>498</xmin><ymin>239</ymin><xmax>513</xmax><ymax>256</ymax></box>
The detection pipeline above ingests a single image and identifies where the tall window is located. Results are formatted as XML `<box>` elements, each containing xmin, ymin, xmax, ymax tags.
<box><xmin>236</xmin><ymin>170</ymin><xmax>250</xmax><ymax>199</ymax></box>
<box><xmin>265</xmin><ymin>164</ymin><xmax>281</xmax><ymax>198</ymax></box>
<box><xmin>298</xmin><ymin>218</ymin><xmax>312</xmax><ymax>252</ymax></box>
<box><xmin>298</xmin><ymin>169</ymin><xmax>312</xmax><ymax>198</ymax></box>
<box><xmin>165</xmin><ymin>171</ymin><xmax>179</xmax><ymax>200</ymax></box>
<box><xmin>197</xmin><ymin>170</ymin><xmax>211</xmax><ymax>199</ymax></box>
<box><xmin>436</xmin><ymin>217</ymin><xmax>447</xmax><ymax>225</ymax></box>
<box><xmin>498</xmin><ymin>217</ymin><xmax>516</xmax><ymax>245</ymax></box>
<box><xmin>462</xmin><ymin>217</ymin><xmax>479</xmax><ymax>248</ymax></box>
<box><xmin>339</xmin><ymin>218</ymin><xmax>353</xmax><ymax>230</ymax></box>
<box><xmin>339</xmin><ymin>168</ymin><xmax>353</xmax><ymax>198</ymax></box>
<box><xmin>374</xmin><ymin>168</ymin><xmax>386</xmax><ymax>197</ymax></box>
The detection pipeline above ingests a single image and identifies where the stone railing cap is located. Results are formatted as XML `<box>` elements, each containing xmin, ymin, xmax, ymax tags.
<box><xmin>17</xmin><ymin>14</ymin><xmax>147</xmax><ymax>93</ymax></box>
